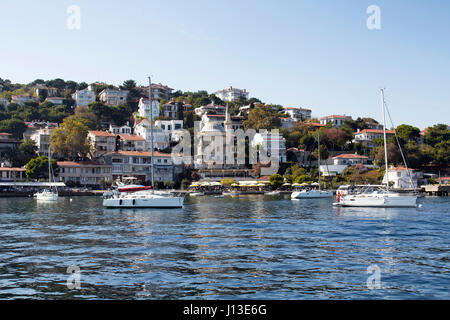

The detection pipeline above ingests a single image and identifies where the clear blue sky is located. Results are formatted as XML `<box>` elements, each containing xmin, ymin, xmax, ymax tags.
<box><xmin>1</xmin><ymin>0</ymin><xmax>449</xmax><ymax>129</ymax></box>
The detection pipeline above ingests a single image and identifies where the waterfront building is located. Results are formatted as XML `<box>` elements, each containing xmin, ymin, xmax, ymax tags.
<box><xmin>214</xmin><ymin>86</ymin><xmax>249</xmax><ymax>102</ymax></box>
<box><xmin>57</xmin><ymin>161</ymin><xmax>112</xmax><ymax>186</ymax></box>
<box><xmin>98</xmin><ymin>89</ymin><xmax>129</xmax><ymax>106</ymax></box>
<box><xmin>87</xmin><ymin>130</ymin><xmax>116</xmax><ymax>158</ymax></box>
<box><xmin>0</xmin><ymin>167</ymin><xmax>26</xmax><ymax>182</ymax></box>
<box><xmin>72</xmin><ymin>89</ymin><xmax>96</xmax><ymax>107</ymax></box>
<box><xmin>319</xmin><ymin>115</ymin><xmax>352</xmax><ymax>128</ymax></box>
<box><xmin>383</xmin><ymin>166</ymin><xmax>425</xmax><ymax>189</ymax></box>
<box><xmin>102</xmin><ymin>150</ymin><xmax>174</xmax><ymax>183</ymax></box>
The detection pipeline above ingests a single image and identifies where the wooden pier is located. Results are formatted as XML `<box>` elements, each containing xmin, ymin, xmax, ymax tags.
<box><xmin>424</xmin><ymin>184</ymin><xmax>449</xmax><ymax>196</ymax></box>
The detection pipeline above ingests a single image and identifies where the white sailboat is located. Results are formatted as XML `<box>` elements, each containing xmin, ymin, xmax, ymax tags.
<box><xmin>103</xmin><ymin>77</ymin><xmax>184</xmax><ymax>208</ymax></box>
<box><xmin>34</xmin><ymin>146</ymin><xmax>58</xmax><ymax>201</ymax></box>
<box><xmin>333</xmin><ymin>89</ymin><xmax>418</xmax><ymax>208</ymax></box>
<box><xmin>291</xmin><ymin>132</ymin><xmax>333</xmax><ymax>199</ymax></box>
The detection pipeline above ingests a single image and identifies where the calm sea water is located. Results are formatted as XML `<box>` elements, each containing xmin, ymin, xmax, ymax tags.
<box><xmin>0</xmin><ymin>195</ymin><xmax>448</xmax><ymax>300</ymax></box>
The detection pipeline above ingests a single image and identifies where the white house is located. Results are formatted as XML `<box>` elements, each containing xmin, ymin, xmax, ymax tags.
<box><xmin>319</xmin><ymin>153</ymin><xmax>374</xmax><ymax>176</ymax></box>
<box><xmin>137</xmin><ymin>97</ymin><xmax>160</xmax><ymax>119</ymax></box>
<box><xmin>155</xmin><ymin>120</ymin><xmax>183</xmax><ymax>142</ymax></box>
<box><xmin>214</xmin><ymin>86</ymin><xmax>249</xmax><ymax>102</ymax></box>
<box><xmin>354</xmin><ymin>129</ymin><xmax>396</xmax><ymax>144</ymax></box>
<box><xmin>72</xmin><ymin>89</ymin><xmax>96</xmax><ymax>107</ymax></box>
<box><xmin>87</xmin><ymin>130</ymin><xmax>117</xmax><ymax>158</ymax></box>
<box><xmin>252</xmin><ymin>132</ymin><xmax>287</xmax><ymax>164</ymax></box>
<box><xmin>11</xmin><ymin>94</ymin><xmax>37</xmax><ymax>105</ymax></box>
<box><xmin>383</xmin><ymin>166</ymin><xmax>425</xmax><ymax>189</ymax></box>
<box><xmin>134</xmin><ymin>118</ymin><xmax>169</xmax><ymax>150</ymax></box>
<box><xmin>99</xmin><ymin>89</ymin><xmax>129</xmax><ymax>106</ymax></box>
<box><xmin>45</xmin><ymin>97</ymin><xmax>65</xmax><ymax>105</ymax></box>
<box><xmin>319</xmin><ymin>115</ymin><xmax>352</xmax><ymax>128</ymax></box>
<box><xmin>284</xmin><ymin>107</ymin><xmax>312</xmax><ymax>121</ymax></box>
<box><xmin>195</xmin><ymin>102</ymin><xmax>226</xmax><ymax>117</ymax></box>
<box><xmin>109</xmin><ymin>123</ymin><xmax>132</xmax><ymax>135</ymax></box>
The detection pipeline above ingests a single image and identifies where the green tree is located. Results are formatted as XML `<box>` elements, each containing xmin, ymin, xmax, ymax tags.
<box><xmin>396</xmin><ymin>124</ymin><xmax>420</xmax><ymax>144</ymax></box>
<box><xmin>0</xmin><ymin>118</ymin><xmax>27</xmax><ymax>139</ymax></box>
<box><xmin>269</xmin><ymin>174</ymin><xmax>284</xmax><ymax>189</ymax></box>
<box><xmin>25</xmin><ymin>156</ymin><xmax>59</xmax><ymax>180</ymax></box>
<box><xmin>424</xmin><ymin>124</ymin><xmax>450</xmax><ymax>147</ymax></box>
<box><xmin>50</xmin><ymin>118</ymin><xmax>90</xmax><ymax>159</ymax></box>
<box><xmin>243</xmin><ymin>105</ymin><xmax>281</xmax><ymax>131</ymax></box>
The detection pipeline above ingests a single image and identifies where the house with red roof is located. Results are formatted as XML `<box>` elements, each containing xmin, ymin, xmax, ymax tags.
<box><xmin>319</xmin><ymin>115</ymin><xmax>352</xmax><ymax>128</ymax></box>
<box><xmin>57</xmin><ymin>161</ymin><xmax>112</xmax><ymax>186</ymax></box>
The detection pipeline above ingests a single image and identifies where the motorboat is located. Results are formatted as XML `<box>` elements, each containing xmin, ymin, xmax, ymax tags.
<box><xmin>291</xmin><ymin>188</ymin><xmax>333</xmax><ymax>199</ymax></box>
<box><xmin>189</xmin><ymin>191</ymin><xmax>205</xmax><ymax>196</ymax></box>
<box><xmin>265</xmin><ymin>191</ymin><xmax>281</xmax><ymax>196</ymax></box>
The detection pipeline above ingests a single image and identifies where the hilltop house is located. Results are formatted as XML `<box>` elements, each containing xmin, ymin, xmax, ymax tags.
<box><xmin>99</xmin><ymin>89</ymin><xmax>129</xmax><ymax>106</ymax></box>
<box><xmin>72</xmin><ymin>89</ymin><xmax>96</xmax><ymax>107</ymax></box>
<box><xmin>383</xmin><ymin>166</ymin><xmax>425</xmax><ymax>189</ymax></box>
<box><xmin>87</xmin><ymin>130</ymin><xmax>117</xmax><ymax>158</ymax></box>
<box><xmin>319</xmin><ymin>115</ymin><xmax>352</xmax><ymax>128</ymax></box>
<box><xmin>137</xmin><ymin>97</ymin><xmax>160</xmax><ymax>119</ymax></box>
<box><xmin>214</xmin><ymin>86</ymin><xmax>249</xmax><ymax>102</ymax></box>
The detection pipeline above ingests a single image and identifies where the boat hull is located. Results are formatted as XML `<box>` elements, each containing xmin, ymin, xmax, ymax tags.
<box><xmin>35</xmin><ymin>192</ymin><xmax>58</xmax><ymax>201</ymax></box>
<box><xmin>291</xmin><ymin>190</ymin><xmax>333</xmax><ymax>199</ymax></box>
<box><xmin>333</xmin><ymin>194</ymin><xmax>417</xmax><ymax>207</ymax></box>
<box><xmin>103</xmin><ymin>196</ymin><xmax>184</xmax><ymax>208</ymax></box>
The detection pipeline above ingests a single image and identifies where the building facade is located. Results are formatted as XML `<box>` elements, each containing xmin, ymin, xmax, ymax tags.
<box><xmin>99</xmin><ymin>89</ymin><xmax>129</xmax><ymax>106</ymax></box>
<box><xmin>72</xmin><ymin>89</ymin><xmax>96</xmax><ymax>107</ymax></box>
<box><xmin>319</xmin><ymin>115</ymin><xmax>352</xmax><ymax>128</ymax></box>
<box><xmin>102</xmin><ymin>151</ymin><xmax>174</xmax><ymax>183</ymax></box>
<box><xmin>137</xmin><ymin>97</ymin><xmax>160</xmax><ymax>119</ymax></box>
<box><xmin>214</xmin><ymin>86</ymin><xmax>249</xmax><ymax>102</ymax></box>
<box><xmin>87</xmin><ymin>130</ymin><xmax>117</xmax><ymax>158</ymax></box>
<box><xmin>57</xmin><ymin>161</ymin><xmax>112</xmax><ymax>186</ymax></box>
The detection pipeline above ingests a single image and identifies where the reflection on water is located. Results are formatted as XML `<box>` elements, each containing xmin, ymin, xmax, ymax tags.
<box><xmin>0</xmin><ymin>195</ymin><xmax>449</xmax><ymax>299</ymax></box>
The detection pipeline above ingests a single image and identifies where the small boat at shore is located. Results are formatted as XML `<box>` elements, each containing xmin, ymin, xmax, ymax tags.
<box><xmin>265</xmin><ymin>191</ymin><xmax>281</xmax><ymax>196</ymax></box>
<box><xmin>189</xmin><ymin>192</ymin><xmax>205</xmax><ymax>196</ymax></box>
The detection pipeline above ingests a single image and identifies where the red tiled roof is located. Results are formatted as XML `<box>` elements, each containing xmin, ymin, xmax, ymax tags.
<box><xmin>88</xmin><ymin>130</ymin><xmax>115</xmax><ymax>137</ymax></box>
<box><xmin>355</xmin><ymin>129</ymin><xmax>395</xmax><ymax>134</ymax></box>
<box><xmin>0</xmin><ymin>167</ymin><xmax>25</xmax><ymax>172</ymax></box>
<box><xmin>107</xmin><ymin>150</ymin><xmax>172</xmax><ymax>157</ymax></box>
<box><xmin>389</xmin><ymin>166</ymin><xmax>416</xmax><ymax>171</ymax></box>
<box><xmin>320</xmin><ymin>115</ymin><xmax>352</xmax><ymax>120</ymax></box>
<box><xmin>332</xmin><ymin>154</ymin><xmax>368</xmax><ymax>159</ymax></box>
<box><xmin>119</xmin><ymin>134</ymin><xmax>145</xmax><ymax>141</ymax></box>
<box><xmin>57</xmin><ymin>161</ymin><xmax>110</xmax><ymax>167</ymax></box>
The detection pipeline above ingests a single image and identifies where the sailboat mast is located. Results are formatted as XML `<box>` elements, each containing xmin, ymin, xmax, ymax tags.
<box><xmin>381</xmin><ymin>89</ymin><xmax>389</xmax><ymax>192</ymax></box>
<box><xmin>148</xmin><ymin>77</ymin><xmax>155</xmax><ymax>191</ymax></box>
<box><xmin>318</xmin><ymin>131</ymin><xmax>321</xmax><ymax>191</ymax></box>
<box><xmin>48</xmin><ymin>145</ymin><xmax>51</xmax><ymax>184</ymax></box>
